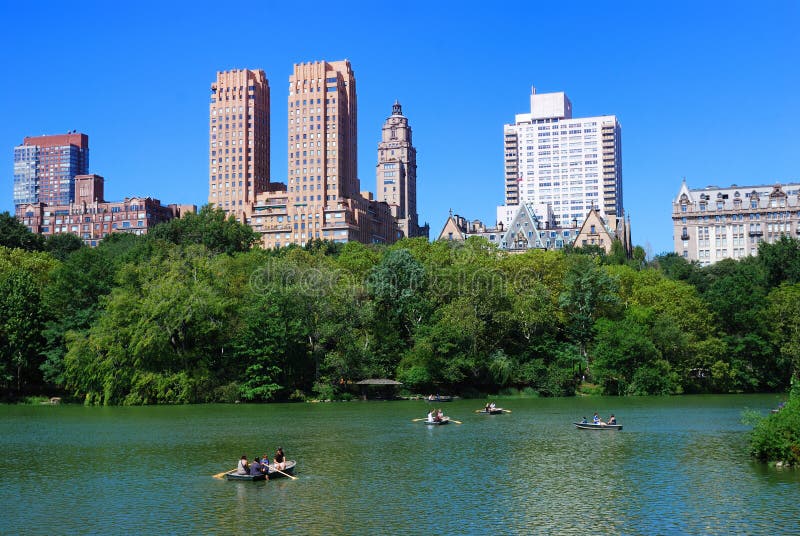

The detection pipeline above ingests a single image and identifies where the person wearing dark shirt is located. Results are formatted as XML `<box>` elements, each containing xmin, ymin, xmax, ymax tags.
<box><xmin>250</xmin><ymin>457</ymin><xmax>267</xmax><ymax>477</ymax></box>
<box><xmin>274</xmin><ymin>447</ymin><xmax>286</xmax><ymax>471</ymax></box>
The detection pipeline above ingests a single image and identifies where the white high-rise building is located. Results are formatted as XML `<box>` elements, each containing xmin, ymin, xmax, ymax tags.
<box><xmin>498</xmin><ymin>88</ymin><xmax>622</xmax><ymax>228</ymax></box>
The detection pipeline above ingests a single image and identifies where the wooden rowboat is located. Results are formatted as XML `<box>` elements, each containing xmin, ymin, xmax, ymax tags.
<box><xmin>574</xmin><ymin>422</ymin><xmax>622</xmax><ymax>430</ymax></box>
<box><xmin>224</xmin><ymin>460</ymin><xmax>296</xmax><ymax>480</ymax></box>
<box><xmin>476</xmin><ymin>408</ymin><xmax>505</xmax><ymax>415</ymax></box>
<box><xmin>423</xmin><ymin>417</ymin><xmax>450</xmax><ymax>425</ymax></box>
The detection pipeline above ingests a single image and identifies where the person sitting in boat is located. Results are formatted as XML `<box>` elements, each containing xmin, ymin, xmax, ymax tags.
<box><xmin>485</xmin><ymin>403</ymin><xmax>491</xmax><ymax>411</ymax></box>
<box><xmin>580</xmin><ymin>416</ymin><xmax>588</xmax><ymax>424</ymax></box>
<box><xmin>489</xmin><ymin>402</ymin><xmax>496</xmax><ymax>410</ymax></box>
<box><xmin>592</xmin><ymin>412</ymin><xmax>605</xmax><ymax>425</ymax></box>
<box><xmin>274</xmin><ymin>447</ymin><xmax>286</xmax><ymax>471</ymax></box>
<box><xmin>607</xmin><ymin>414</ymin><xmax>617</xmax><ymax>425</ymax></box>
<box><xmin>436</xmin><ymin>408</ymin><xmax>444</xmax><ymax>421</ymax></box>
<box><xmin>249</xmin><ymin>456</ymin><xmax>267</xmax><ymax>477</ymax></box>
<box><xmin>427</xmin><ymin>410</ymin><xmax>435</xmax><ymax>423</ymax></box>
<box><xmin>236</xmin><ymin>455</ymin><xmax>249</xmax><ymax>475</ymax></box>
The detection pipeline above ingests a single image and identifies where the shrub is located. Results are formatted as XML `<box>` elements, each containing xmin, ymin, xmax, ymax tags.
<box><xmin>749</xmin><ymin>394</ymin><xmax>800</xmax><ymax>465</ymax></box>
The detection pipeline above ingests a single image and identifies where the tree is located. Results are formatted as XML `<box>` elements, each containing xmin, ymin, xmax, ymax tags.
<box><xmin>63</xmin><ymin>245</ymin><xmax>237</xmax><ymax>404</ymax></box>
<box><xmin>148</xmin><ymin>205</ymin><xmax>259</xmax><ymax>255</ymax></box>
<box><xmin>592</xmin><ymin>311</ymin><xmax>663</xmax><ymax>395</ymax></box>
<box><xmin>558</xmin><ymin>256</ymin><xmax>621</xmax><ymax>372</ymax></box>
<box><xmin>0</xmin><ymin>270</ymin><xmax>46</xmax><ymax>396</ymax></box>
<box><xmin>765</xmin><ymin>283</ymin><xmax>800</xmax><ymax>384</ymax></box>
<box><xmin>43</xmin><ymin>233</ymin><xmax>84</xmax><ymax>261</ymax></box>
<box><xmin>41</xmin><ymin>246</ymin><xmax>116</xmax><ymax>386</ymax></box>
<box><xmin>0</xmin><ymin>212</ymin><xmax>43</xmax><ymax>251</ymax></box>
<box><xmin>758</xmin><ymin>236</ymin><xmax>800</xmax><ymax>288</ymax></box>
<box><xmin>368</xmin><ymin>248</ymin><xmax>429</xmax><ymax>337</ymax></box>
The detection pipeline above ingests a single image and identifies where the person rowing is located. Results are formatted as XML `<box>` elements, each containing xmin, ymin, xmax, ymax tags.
<box><xmin>427</xmin><ymin>409</ymin><xmax>435</xmax><ymax>423</ymax></box>
<box><xmin>250</xmin><ymin>456</ymin><xmax>268</xmax><ymax>478</ymax></box>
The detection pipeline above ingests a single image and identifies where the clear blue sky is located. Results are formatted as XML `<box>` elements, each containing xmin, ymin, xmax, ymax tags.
<box><xmin>2</xmin><ymin>1</ymin><xmax>798</xmax><ymax>256</ymax></box>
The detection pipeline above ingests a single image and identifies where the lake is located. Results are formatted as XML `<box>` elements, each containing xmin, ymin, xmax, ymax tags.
<box><xmin>1</xmin><ymin>394</ymin><xmax>797</xmax><ymax>535</ymax></box>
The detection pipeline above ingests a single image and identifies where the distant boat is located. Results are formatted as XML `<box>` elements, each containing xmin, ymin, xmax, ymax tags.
<box><xmin>426</xmin><ymin>395</ymin><xmax>453</xmax><ymax>402</ymax></box>
<box><xmin>476</xmin><ymin>408</ymin><xmax>505</xmax><ymax>415</ymax></box>
<box><xmin>224</xmin><ymin>460</ymin><xmax>297</xmax><ymax>481</ymax></box>
<box><xmin>574</xmin><ymin>422</ymin><xmax>622</xmax><ymax>430</ymax></box>
<box><xmin>424</xmin><ymin>417</ymin><xmax>450</xmax><ymax>425</ymax></box>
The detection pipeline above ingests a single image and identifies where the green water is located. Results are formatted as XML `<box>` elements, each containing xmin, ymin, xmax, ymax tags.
<box><xmin>1</xmin><ymin>395</ymin><xmax>797</xmax><ymax>535</ymax></box>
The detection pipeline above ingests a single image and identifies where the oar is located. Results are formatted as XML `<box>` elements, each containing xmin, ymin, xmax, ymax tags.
<box><xmin>412</xmin><ymin>418</ymin><xmax>428</xmax><ymax>422</ymax></box>
<box><xmin>447</xmin><ymin>418</ymin><xmax>462</xmax><ymax>424</ymax></box>
<box><xmin>501</xmin><ymin>409</ymin><xmax>511</xmax><ymax>413</ymax></box>
<box><xmin>270</xmin><ymin>465</ymin><xmax>297</xmax><ymax>480</ymax></box>
<box><xmin>213</xmin><ymin>469</ymin><xmax>235</xmax><ymax>479</ymax></box>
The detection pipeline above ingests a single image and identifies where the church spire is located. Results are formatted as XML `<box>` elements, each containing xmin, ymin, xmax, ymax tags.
<box><xmin>392</xmin><ymin>100</ymin><xmax>402</xmax><ymax>116</ymax></box>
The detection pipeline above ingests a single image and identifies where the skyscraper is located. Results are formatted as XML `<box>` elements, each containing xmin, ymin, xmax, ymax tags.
<box><xmin>376</xmin><ymin>101</ymin><xmax>429</xmax><ymax>238</ymax></box>
<box><xmin>498</xmin><ymin>88</ymin><xmax>622</xmax><ymax>228</ymax></box>
<box><xmin>208</xmin><ymin>69</ymin><xmax>270</xmax><ymax>220</ymax></box>
<box><xmin>13</xmin><ymin>132</ymin><xmax>89</xmax><ymax>210</ymax></box>
<box><xmin>249</xmin><ymin>60</ymin><xmax>398</xmax><ymax>248</ymax></box>
<box><xmin>287</xmin><ymin>60</ymin><xmax>358</xmax><ymax>204</ymax></box>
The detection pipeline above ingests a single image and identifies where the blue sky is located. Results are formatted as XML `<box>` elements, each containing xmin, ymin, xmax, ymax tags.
<box><xmin>2</xmin><ymin>1</ymin><xmax>798</xmax><ymax>255</ymax></box>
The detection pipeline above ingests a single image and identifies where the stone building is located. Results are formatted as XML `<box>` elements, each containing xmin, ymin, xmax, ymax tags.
<box><xmin>439</xmin><ymin>203</ymin><xmax>630</xmax><ymax>255</ymax></box>
<box><xmin>673</xmin><ymin>180</ymin><xmax>800</xmax><ymax>265</ymax></box>
<box><xmin>376</xmin><ymin>101</ymin><xmax>429</xmax><ymax>238</ymax></box>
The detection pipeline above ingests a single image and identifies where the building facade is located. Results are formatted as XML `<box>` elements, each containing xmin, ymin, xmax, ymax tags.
<box><xmin>673</xmin><ymin>180</ymin><xmax>800</xmax><ymax>266</ymax></box>
<box><xmin>439</xmin><ymin>203</ymin><xmax>630</xmax><ymax>255</ymax></box>
<box><xmin>231</xmin><ymin>60</ymin><xmax>399</xmax><ymax>248</ymax></box>
<box><xmin>16</xmin><ymin>174</ymin><xmax>193</xmax><ymax>246</ymax></box>
<box><xmin>498</xmin><ymin>88</ymin><xmax>622</xmax><ymax>228</ymax></box>
<box><xmin>13</xmin><ymin>132</ymin><xmax>89</xmax><ymax>210</ymax></box>
<box><xmin>376</xmin><ymin>101</ymin><xmax>429</xmax><ymax>238</ymax></box>
<box><xmin>208</xmin><ymin>69</ymin><xmax>270</xmax><ymax>221</ymax></box>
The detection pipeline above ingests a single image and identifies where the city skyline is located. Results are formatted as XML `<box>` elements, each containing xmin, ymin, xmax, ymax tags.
<box><xmin>2</xmin><ymin>1</ymin><xmax>799</xmax><ymax>255</ymax></box>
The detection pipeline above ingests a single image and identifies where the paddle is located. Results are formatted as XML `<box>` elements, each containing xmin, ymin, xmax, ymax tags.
<box><xmin>447</xmin><ymin>418</ymin><xmax>462</xmax><ymax>424</ymax></box>
<box><xmin>412</xmin><ymin>417</ymin><xmax>428</xmax><ymax>422</ymax></box>
<box><xmin>213</xmin><ymin>469</ymin><xmax>235</xmax><ymax>479</ymax></box>
<box><xmin>501</xmin><ymin>409</ymin><xmax>511</xmax><ymax>413</ymax></box>
<box><xmin>270</xmin><ymin>465</ymin><xmax>297</xmax><ymax>480</ymax></box>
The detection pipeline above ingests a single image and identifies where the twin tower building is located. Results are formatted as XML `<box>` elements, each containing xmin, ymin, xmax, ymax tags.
<box><xmin>208</xmin><ymin>60</ymin><xmax>429</xmax><ymax>248</ymax></box>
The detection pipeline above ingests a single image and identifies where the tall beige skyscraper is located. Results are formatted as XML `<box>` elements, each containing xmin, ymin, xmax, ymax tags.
<box><xmin>287</xmin><ymin>60</ymin><xmax>359</xmax><ymax>205</ymax></box>
<box><xmin>250</xmin><ymin>60</ymin><xmax>398</xmax><ymax>248</ymax></box>
<box><xmin>376</xmin><ymin>101</ymin><xmax>428</xmax><ymax>238</ymax></box>
<box><xmin>208</xmin><ymin>69</ymin><xmax>270</xmax><ymax>220</ymax></box>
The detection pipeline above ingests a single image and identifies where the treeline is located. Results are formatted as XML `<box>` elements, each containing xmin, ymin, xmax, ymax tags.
<box><xmin>0</xmin><ymin>207</ymin><xmax>798</xmax><ymax>404</ymax></box>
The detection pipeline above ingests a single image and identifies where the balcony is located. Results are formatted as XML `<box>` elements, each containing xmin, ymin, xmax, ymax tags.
<box><xmin>680</xmin><ymin>233</ymin><xmax>690</xmax><ymax>240</ymax></box>
<box><xmin>749</xmin><ymin>230</ymin><xmax>763</xmax><ymax>237</ymax></box>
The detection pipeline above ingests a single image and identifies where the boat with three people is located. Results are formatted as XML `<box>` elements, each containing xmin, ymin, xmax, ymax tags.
<box><xmin>223</xmin><ymin>460</ymin><xmax>297</xmax><ymax>481</ymax></box>
<box><xmin>573</xmin><ymin>422</ymin><xmax>623</xmax><ymax>430</ymax></box>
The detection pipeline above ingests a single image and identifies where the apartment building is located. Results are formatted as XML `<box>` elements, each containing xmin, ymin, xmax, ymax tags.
<box><xmin>13</xmin><ymin>132</ymin><xmax>89</xmax><ymax>210</ymax></box>
<box><xmin>673</xmin><ymin>180</ymin><xmax>800</xmax><ymax>265</ymax></box>
<box><xmin>499</xmin><ymin>88</ymin><xmax>622</xmax><ymax>229</ymax></box>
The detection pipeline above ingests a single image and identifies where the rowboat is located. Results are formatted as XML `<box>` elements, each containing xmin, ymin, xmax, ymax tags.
<box><xmin>426</xmin><ymin>395</ymin><xmax>453</xmax><ymax>402</ymax></box>
<box><xmin>424</xmin><ymin>417</ymin><xmax>450</xmax><ymax>425</ymax></box>
<box><xmin>574</xmin><ymin>422</ymin><xmax>622</xmax><ymax>430</ymax></box>
<box><xmin>476</xmin><ymin>408</ymin><xmax>505</xmax><ymax>415</ymax></box>
<box><xmin>224</xmin><ymin>460</ymin><xmax>297</xmax><ymax>480</ymax></box>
